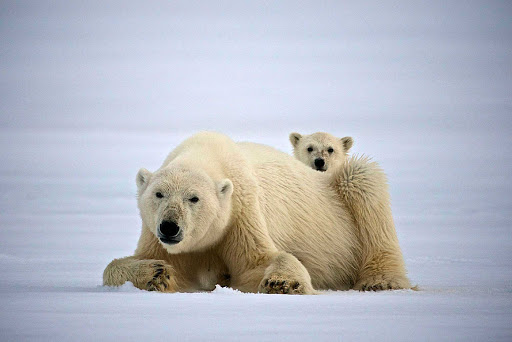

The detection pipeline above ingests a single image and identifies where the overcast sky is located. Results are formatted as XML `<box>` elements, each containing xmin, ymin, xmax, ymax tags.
<box><xmin>1</xmin><ymin>1</ymin><xmax>511</xmax><ymax>136</ymax></box>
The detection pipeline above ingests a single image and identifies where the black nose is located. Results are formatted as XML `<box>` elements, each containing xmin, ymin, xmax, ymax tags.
<box><xmin>159</xmin><ymin>220</ymin><xmax>181</xmax><ymax>238</ymax></box>
<box><xmin>314</xmin><ymin>158</ymin><xmax>325</xmax><ymax>168</ymax></box>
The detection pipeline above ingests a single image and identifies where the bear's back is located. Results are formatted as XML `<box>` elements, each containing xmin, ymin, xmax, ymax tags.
<box><xmin>237</xmin><ymin>142</ymin><xmax>361</xmax><ymax>289</ymax></box>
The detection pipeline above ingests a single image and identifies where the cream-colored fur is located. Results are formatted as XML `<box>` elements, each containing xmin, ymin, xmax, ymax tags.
<box><xmin>330</xmin><ymin>155</ymin><xmax>411</xmax><ymax>290</ymax></box>
<box><xmin>291</xmin><ymin>132</ymin><xmax>410</xmax><ymax>290</ymax></box>
<box><xmin>290</xmin><ymin>132</ymin><xmax>353</xmax><ymax>172</ymax></box>
<box><xmin>103</xmin><ymin>132</ymin><xmax>410</xmax><ymax>294</ymax></box>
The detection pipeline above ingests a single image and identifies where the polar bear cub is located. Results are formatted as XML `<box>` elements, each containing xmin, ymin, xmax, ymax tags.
<box><xmin>289</xmin><ymin>132</ymin><xmax>353</xmax><ymax>172</ymax></box>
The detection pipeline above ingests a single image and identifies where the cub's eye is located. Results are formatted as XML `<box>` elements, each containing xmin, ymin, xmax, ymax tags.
<box><xmin>189</xmin><ymin>196</ymin><xmax>199</xmax><ymax>203</ymax></box>
<box><xmin>328</xmin><ymin>148</ymin><xmax>334</xmax><ymax>153</ymax></box>
<box><xmin>155</xmin><ymin>192</ymin><xmax>164</xmax><ymax>198</ymax></box>
<box><xmin>307</xmin><ymin>147</ymin><xmax>313</xmax><ymax>152</ymax></box>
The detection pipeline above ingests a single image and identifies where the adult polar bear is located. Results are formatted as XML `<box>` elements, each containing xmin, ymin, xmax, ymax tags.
<box><xmin>103</xmin><ymin>132</ymin><xmax>411</xmax><ymax>294</ymax></box>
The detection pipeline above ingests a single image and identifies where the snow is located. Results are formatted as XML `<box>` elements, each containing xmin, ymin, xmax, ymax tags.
<box><xmin>1</xmin><ymin>1</ymin><xmax>511</xmax><ymax>341</ymax></box>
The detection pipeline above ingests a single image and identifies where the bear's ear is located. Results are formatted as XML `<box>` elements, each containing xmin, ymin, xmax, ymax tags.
<box><xmin>217</xmin><ymin>179</ymin><xmax>233</xmax><ymax>199</ymax></box>
<box><xmin>136</xmin><ymin>168</ymin><xmax>152</xmax><ymax>193</ymax></box>
<box><xmin>289</xmin><ymin>132</ymin><xmax>302</xmax><ymax>148</ymax></box>
<box><xmin>341</xmin><ymin>136</ymin><xmax>354</xmax><ymax>152</ymax></box>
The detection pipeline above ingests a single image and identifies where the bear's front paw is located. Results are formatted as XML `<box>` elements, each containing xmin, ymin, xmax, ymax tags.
<box><xmin>133</xmin><ymin>260</ymin><xmax>177</xmax><ymax>292</ymax></box>
<box><xmin>354</xmin><ymin>275</ymin><xmax>411</xmax><ymax>292</ymax></box>
<box><xmin>259</xmin><ymin>275</ymin><xmax>314</xmax><ymax>295</ymax></box>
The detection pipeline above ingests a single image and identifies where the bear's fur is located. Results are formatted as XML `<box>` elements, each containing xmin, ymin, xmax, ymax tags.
<box><xmin>103</xmin><ymin>132</ymin><xmax>411</xmax><ymax>294</ymax></box>
<box><xmin>290</xmin><ymin>132</ymin><xmax>353</xmax><ymax>172</ymax></box>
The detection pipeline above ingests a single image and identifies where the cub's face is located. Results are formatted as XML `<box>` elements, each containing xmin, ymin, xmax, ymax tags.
<box><xmin>136</xmin><ymin>166</ymin><xmax>233</xmax><ymax>254</ymax></box>
<box><xmin>289</xmin><ymin>132</ymin><xmax>353</xmax><ymax>172</ymax></box>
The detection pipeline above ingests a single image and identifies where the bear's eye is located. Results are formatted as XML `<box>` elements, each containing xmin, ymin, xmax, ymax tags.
<box><xmin>307</xmin><ymin>147</ymin><xmax>313</xmax><ymax>152</ymax></box>
<box><xmin>328</xmin><ymin>148</ymin><xmax>334</xmax><ymax>154</ymax></box>
<box><xmin>189</xmin><ymin>196</ymin><xmax>199</xmax><ymax>203</ymax></box>
<box><xmin>155</xmin><ymin>192</ymin><xmax>164</xmax><ymax>199</ymax></box>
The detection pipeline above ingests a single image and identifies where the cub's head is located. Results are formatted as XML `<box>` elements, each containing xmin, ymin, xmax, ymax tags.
<box><xmin>289</xmin><ymin>132</ymin><xmax>353</xmax><ymax>172</ymax></box>
<box><xmin>136</xmin><ymin>166</ymin><xmax>233</xmax><ymax>254</ymax></box>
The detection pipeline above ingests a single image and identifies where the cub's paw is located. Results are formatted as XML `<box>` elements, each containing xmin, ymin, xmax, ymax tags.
<box><xmin>354</xmin><ymin>275</ymin><xmax>411</xmax><ymax>292</ymax></box>
<box><xmin>259</xmin><ymin>276</ymin><xmax>314</xmax><ymax>295</ymax></box>
<box><xmin>133</xmin><ymin>260</ymin><xmax>177</xmax><ymax>292</ymax></box>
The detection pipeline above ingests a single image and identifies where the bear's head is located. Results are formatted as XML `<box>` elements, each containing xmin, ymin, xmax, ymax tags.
<box><xmin>289</xmin><ymin>132</ymin><xmax>353</xmax><ymax>172</ymax></box>
<box><xmin>135</xmin><ymin>166</ymin><xmax>233</xmax><ymax>254</ymax></box>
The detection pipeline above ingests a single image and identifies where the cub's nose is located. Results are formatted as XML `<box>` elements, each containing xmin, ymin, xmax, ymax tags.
<box><xmin>159</xmin><ymin>220</ymin><xmax>181</xmax><ymax>238</ymax></box>
<box><xmin>314</xmin><ymin>158</ymin><xmax>325</xmax><ymax>168</ymax></box>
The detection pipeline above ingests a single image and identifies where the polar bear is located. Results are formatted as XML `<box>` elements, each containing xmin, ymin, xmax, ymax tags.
<box><xmin>290</xmin><ymin>132</ymin><xmax>353</xmax><ymax>172</ymax></box>
<box><xmin>103</xmin><ymin>132</ymin><xmax>411</xmax><ymax>294</ymax></box>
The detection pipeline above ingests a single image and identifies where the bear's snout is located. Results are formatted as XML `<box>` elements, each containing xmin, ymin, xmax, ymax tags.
<box><xmin>314</xmin><ymin>158</ymin><xmax>325</xmax><ymax>170</ymax></box>
<box><xmin>158</xmin><ymin>220</ymin><xmax>182</xmax><ymax>244</ymax></box>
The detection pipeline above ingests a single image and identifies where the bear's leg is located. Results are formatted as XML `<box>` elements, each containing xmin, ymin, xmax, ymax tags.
<box><xmin>222</xmin><ymin>236</ymin><xmax>316</xmax><ymax>294</ymax></box>
<box><xmin>258</xmin><ymin>252</ymin><xmax>317</xmax><ymax>295</ymax></box>
<box><xmin>332</xmin><ymin>155</ymin><xmax>411</xmax><ymax>290</ymax></box>
<box><xmin>103</xmin><ymin>256</ymin><xmax>180</xmax><ymax>292</ymax></box>
<box><xmin>218</xmin><ymin>183</ymin><xmax>317</xmax><ymax>295</ymax></box>
<box><xmin>353</xmin><ymin>250</ymin><xmax>411</xmax><ymax>291</ymax></box>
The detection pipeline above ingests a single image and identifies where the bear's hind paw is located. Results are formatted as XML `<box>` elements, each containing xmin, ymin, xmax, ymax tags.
<box><xmin>354</xmin><ymin>275</ymin><xmax>411</xmax><ymax>292</ymax></box>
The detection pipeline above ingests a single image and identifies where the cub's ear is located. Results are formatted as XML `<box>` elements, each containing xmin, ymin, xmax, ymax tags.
<box><xmin>136</xmin><ymin>168</ymin><xmax>152</xmax><ymax>193</ymax></box>
<box><xmin>289</xmin><ymin>132</ymin><xmax>302</xmax><ymax>148</ymax></box>
<box><xmin>217</xmin><ymin>179</ymin><xmax>233</xmax><ymax>199</ymax></box>
<box><xmin>341</xmin><ymin>136</ymin><xmax>354</xmax><ymax>152</ymax></box>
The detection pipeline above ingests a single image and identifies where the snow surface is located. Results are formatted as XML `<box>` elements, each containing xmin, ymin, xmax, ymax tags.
<box><xmin>1</xmin><ymin>1</ymin><xmax>511</xmax><ymax>341</ymax></box>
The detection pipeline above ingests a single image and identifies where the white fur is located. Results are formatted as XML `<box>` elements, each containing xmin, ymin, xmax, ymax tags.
<box><xmin>290</xmin><ymin>132</ymin><xmax>353</xmax><ymax>172</ymax></box>
<box><xmin>103</xmin><ymin>132</ymin><xmax>411</xmax><ymax>294</ymax></box>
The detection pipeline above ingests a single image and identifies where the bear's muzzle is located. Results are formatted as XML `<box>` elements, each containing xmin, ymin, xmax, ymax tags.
<box><xmin>158</xmin><ymin>220</ymin><xmax>182</xmax><ymax>244</ymax></box>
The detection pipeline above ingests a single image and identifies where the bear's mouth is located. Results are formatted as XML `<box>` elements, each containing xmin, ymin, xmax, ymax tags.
<box><xmin>159</xmin><ymin>235</ymin><xmax>182</xmax><ymax>245</ymax></box>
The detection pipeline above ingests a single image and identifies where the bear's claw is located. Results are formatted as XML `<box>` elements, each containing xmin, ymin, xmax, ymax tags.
<box><xmin>354</xmin><ymin>275</ymin><xmax>410</xmax><ymax>292</ymax></box>
<box><xmin>261</xmin><ymin>277</ymin><xmax>304</xmax><ymax>294</ymax></box>
<box><xmin>144</xmin><ymin>262</ymin><xmax>174</xmax><ymax>292</ymax></box>
<box><xmin>360</xmin><ymin>283</ymin><xmax>390</xmax><ymax>291</ymax></box>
